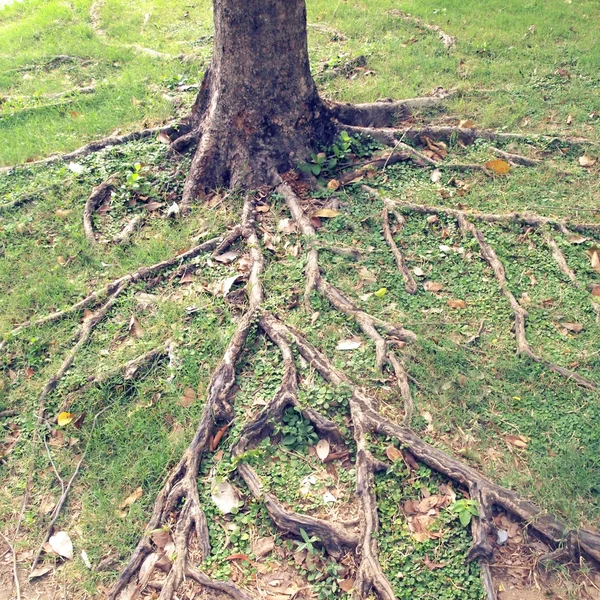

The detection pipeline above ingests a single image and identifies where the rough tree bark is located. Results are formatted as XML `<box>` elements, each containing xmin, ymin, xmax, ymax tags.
<box><xmin>180</xmin><ymin>0</ymin><xmax>337</xmax><ymax>203</ymax></box>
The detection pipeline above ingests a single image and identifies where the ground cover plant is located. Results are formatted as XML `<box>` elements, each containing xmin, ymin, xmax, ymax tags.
<box><xmin>1</xmin><ymin>1</ymin><xmax>600</xmax><ymax>600</ymax></box>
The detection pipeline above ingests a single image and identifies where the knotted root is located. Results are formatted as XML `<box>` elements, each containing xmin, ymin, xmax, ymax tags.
<box><xmin>107</xmin><ymin>197</ymin><xmax>263</xmax><ymax>600</ymax></box>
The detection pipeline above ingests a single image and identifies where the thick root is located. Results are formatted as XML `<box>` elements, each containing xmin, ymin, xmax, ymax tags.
<box><xmin>83</xmin><ymin>175</ymin><xmax>119</xmax><ymax>244</ymax></box>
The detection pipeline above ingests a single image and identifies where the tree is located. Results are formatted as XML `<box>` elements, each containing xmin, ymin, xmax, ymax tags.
<box><xmin>6</xmin><ymin>2</ymin><xmax>599</xmax><ymax>599</ymax></box>
<box><xmin>178</xmin><ymin>0</ymin><xmax>336</xmax><ymax>201</ymax></box>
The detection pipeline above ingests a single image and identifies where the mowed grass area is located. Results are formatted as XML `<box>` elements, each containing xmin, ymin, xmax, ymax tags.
<box><xmin>1</xmin><ymin>1</ymin><xmax>600</xmax><ymax>600</ymax></box>
<box><xmin>1</xmin><ymin>0</ymin><xmax>599</xmax><ymax>165</ymax></box>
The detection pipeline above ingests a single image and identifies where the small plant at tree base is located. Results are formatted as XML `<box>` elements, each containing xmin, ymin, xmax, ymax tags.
<box><xmin>449</xmin><ymin>499</ymin><xmax>479</xmax><ymax>527</ymax></box>
<box><xmin>296</xmin><ymin>528</ymin><xmax>321</xmax><ymax>555</ymax></box>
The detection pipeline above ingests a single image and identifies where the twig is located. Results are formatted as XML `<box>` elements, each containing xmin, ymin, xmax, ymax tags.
<box><xmin>31</xmin><ymin>405</ymin><xmax>111</xmax><ymax>572</ymax></box>
<box><xmin>0</xmin><ymin>531</ymin><xmax>21</xmax><ymax>600</ymax></box>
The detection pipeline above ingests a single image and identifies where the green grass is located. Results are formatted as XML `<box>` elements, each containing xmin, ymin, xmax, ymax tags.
<box><xmin>1</xmin><ymin>1</ymin><xmax>600</xmax><ymax>599</ymax></box>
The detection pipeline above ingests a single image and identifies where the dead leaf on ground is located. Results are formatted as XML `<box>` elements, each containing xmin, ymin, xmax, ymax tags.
<box><xmin>568</xmin><ymin>235</ymin><xmax>588</xmax><ymax>245</ymax></box>
<box><xmin>48</xmin><ymin>531</ymin><xmax>73</xmax><ymax>560</ymax></box>
<box><xmin>424</xmin><ymin>281</ymin><xmax>444</xmax><ymax>293</ymax></box>
<box><xmin>338</xmin><ymin>579</ymin><xmax>355</xmax><ymax>593</ymax></box>
<box><xmin>591</xmin><ymin>285</ymin><xmax>600</xmax><ymax>297</ymax></box>
<box><xmin>29</xmin><ymin>566</ymin><xmax>53</xmax><ymax>580</ymax></box>
<box><xmin>559</xmin><ymin>322</ymin><xmax>584</xmax><ymax>333</ymax></box>
<box><xmin>119</xmin><ymin>487</ymin><xmax>143</xmax><ymax>510</ymax></box>
<box><xmin>179</xmin><ymin>387</ymin><xmax>196</xmax><ymax>407</ymax></box>
<box><xmin>57</xmin><ymin>412</ymin><xmax>75</xmax><ymax>427</ymax></box>
<box><xmin>252</xmin><ymin>536</ymin><xmax>275</xmax><ymax>558</ymax></box>
<box><xmin>587</xmin><ymin>246</ymin><xmax>600</xmax><ymax>274</ymax></box>
<box><xmin>55</xmin><ymin>209</ymin><xmax>72</xmax><ymax>218</ymax></box>
<box><xmin>211</xmin><ymin>480</ymin><xmax>243</xmax><ymax>514</ymax></box>
<box><xmin>423</xmin><ymin>554</ymin><xmax>446</xmax><ymax>570</ymax></box>
<box><xmin>579</xmin><ymin>155</ymin><xmax>596</xmax><ymax>167</ymax></box>
<box><xmin>128</xmin><ymin>315</ymin><xmax>144</xmax><ymax>338</ymax></box>
<box><xmin>385</xmin><ymin>445</ymin><xmax>402</xmax><ymax>462</ymax></box>
<box><xmin>447</xmin><ymin>299</ymin><xmax>467</xmax><ymax>309</ymax></box>
<box><xmin>141</xmin><ymin>201</ymin><xmax>164</xmax><ymax>212</ymax></box>
<box><xmin>212</xmin><ymin>274</ymin><xmax>242</xmax><ymax>297</ymax></box>
<box><xmin>459</xmin><ymin>119</ymin><xmax>476</xmax><ymax>128</ymax></box>
<box><xmin>313</xmin><ymin>208</ymin><xmax>341</xmax><ymax>218</ymax></box>
<box><xmin>430</xmin><ymin>169</ymin><xmax>442</xmax><ymax>183</ymax></box>
<box><xmin>485</xmin><ymin>159</ymin><xmax>511</xmax><ymax>174</ymax></box>
<box><xmin>316</xmin><ymin>439</ymin><xmax>330</xmax><ymax>461</ymax></box>
<box><xmin>214</xmin><ymin>251</ymin><xmax>239</xmax><ymax>264</ymax></box>
<box><xmin>157</xmin><ymin>131</ymin><xmax>171</xmax><ymax>145</ymax></box>
<box><xmin>278</xmin><ymin>218</ymin><xmax>297</xmax><ymax>234</ymax></box>
<box><xmin>505</xmin><ymin>434</ymin><xmax>529</xmax><ymax>449</ymax></box>
<box><xmin>336</xmin><ymin>339</ymin><xmax>362</xmax><ymax>351</ymax></box>
<box><xmin>327</xmin><ymin>179</ymin><xmax>340</xmax><ymax>191</ymax></box>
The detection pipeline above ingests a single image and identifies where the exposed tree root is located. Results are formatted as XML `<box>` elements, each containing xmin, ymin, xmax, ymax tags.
<box><xmin>278</xmin><ymin>181</ymin><xmax>416</xmax><ymax>371</ymax></box>
<box><xmin>489</xmin><ymin>146</ymin><xmax>540</xmax><ymax>167</ymax></box>
<box><xmin>0</xmin><ymin>122</ymin><xmax>189</xmax><ymax>174</ymax></box>
<box><xmin>388</xmin><ymin>9</ymin><xmax>457</xmax><ymax>49</ymax></box>
<box><xmin>389</xmin><ymin>199</ymin><xmax>600</xmax><ymax>235</ymax></box>
<box><xmin>0</xmin><ymin>236</ymin><xmax>223</xmax><ymax>351</ymax></box>
<box><xmin>370</xmin><ymin>196</ymin><xmax>596</xmax><ymax>389</ymax></box>
<box><xmin>329</xmin><ymin>88</ymin><xmax>454</xmax><ymax>128</ymax></box>
<box><xmin>107</xmin><ymin>197</ymin><xmax>262</xmax><ymax>600</ymax></box>
<box><xmin>83</xmin><ymin>176</ymin><xmax>118</xmax><ymax>244</ymax></box>
<box><xmin>59</xmin><ymin>343</ymin><xmax>170</xmax><ymax>412</ymax></box>
<box><xmin>336</xmin><ymin>151</ymin><xmax>411</xmax><ymax>185</ymax></box>
<box><xmin>111</xmin><ymin>214</ymin><xmax>146</xmax><ymax>245</ymax></box>
<box><xmin>1</xmin><ymin>85</ymin><xmax>95</xmax><ymax>105</ymax></box>
<box><xmin>381</xmin><ymin>205</ymin><xmax>417</xmax><ymax>294</ymax></box>
<box><xmin>546</xmin><ymin>236</ymin><xmax>579</xmax><ymax>287</ymax></box>
<box><xmin>339</xmin><ymin>123</ymin><xmax>599</xmax><ymax>149</ymax></box>
<box><xmin>0</xmin><ymin>188</ymin><xmax>47</xmax><ymax>213</ymax></box>
<box><xmin>0</xmin><ymin>531</ymin><xmax>21</xmax><ymax>600</ymax></box>
<box><xmin>456</xmin><ymin>212</ymin><xmax>595</xmax><ymax>390</ymax></box>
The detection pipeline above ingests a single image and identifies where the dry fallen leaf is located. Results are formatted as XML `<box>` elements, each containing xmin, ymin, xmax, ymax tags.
<box><xmin>579</xmin><ymin>155</ymin><xmax>596</xmax><ymax>168</ymax></box>
<box><xmin>386</xmin><ymin>445</ymin><xmax>402</xmax><ymax>462</ymax></box>
<box><xmin>424</xmin><ymin>281</ymin><xmax>444</xmax><ymax>292</ymax></box>
<box><xmin>55</xmin><ymin>209</ymin><xmax>72</xmax><ymax>218</ymax></box>
<box><xmin>179</xmin><ymin>387</ymin><xmax>196</xmax><ymax>407</ymax></box>
<box><xmin>423</xmin><ymin>554</ymin><xmax>446</xmax><ymax>570</ymax></box>
<box><xmin>568</xmin><ymin>234</ymin><xmax>588</xmax><ymax>245</ymax></box>
<box><xmin>484</xmin><ymin>159</ymin><xmax>511</xmax><ymax>174</ymax></box>
<box><xmin>313</xmin><ymin>208</ymin><xmax>341</xmax><ymax>218</ymax></box>
<box><xmin>48</xmin><ymin>531</ymin><xmax>73</xmax><ymax>560</ymax></box>
<box><xmin>278</xmin><ymin>218</ymin><xmax>297</xmax><ymax>234</ymax></box>
<box><xmin>252</xmin><ymin>536</ymin><xmax>275</xmax><ymax>558</ymax></box>
<box><xmin>29</xmin><ymin>566</ymin><xmax>53</xmax><ymax>580</ymax></box>
<box><xmin>211</xmin><ymin>480</ymin><xmax>242</xmax><ymax>514</ymax></box>
<box><xmin>587</xmin><ymin>246</ymin><xmax>600</xmax><ymax>274</ymax></box>
<box><xmin>141</xmin><ymin>201</ymin><xmax>164</xmax><ymax>212</ymax></box>
<box><xmin>119</xmin><ymin>487</ymin><xmax>143</xmax><ymax>510</ymax></box>
<box><xmin>591</xmin><ymin>285</ymin><xmax>600</xmax><ymax>297</ymax></box>
<box><xmin>336</xmin><ymin>339</ymin><xmax>362</xmax><ymax>351</ymax></box>
<box><xmin>128</xmin><ymin>315</ymin><xmax>144</xmax><ymax>338</ymax></box>
<box><xmin>214</xmin><ymin>251</ymin><xmax>239</xmax><ymax>264</ymax></box>
<box><xmin>505</xmin><ymin>434</ymin><xmax>529</xmax><ymax>449</ymax></box>
<box><xmin>559</xmin><ymin>322</ymin><xmax>584</xmax><ymax>333</ymax></box>
<box><xmin>57</xmin><ymin>412</ymin><xmax>75</xmax><ymax>427</ymax></box>
<box><xmin>447</xmin><ymin>299</ymin><xmax>467</xmax><ymax>309</ymax></box>
<box><xmin>327</xmin><ymin>179</ymin><xmax>340</xmax><ymax>191</ymax></box>
<box><xmin>430</xmin><ymin>169</ymin><xmax>442</xmax><ymax>183</ymax></box>
<box><xmin>157</xmin><ymin>131</ymin><xmax>171</xmax><ymax>145</ymax></box>
<box><xmin>459</xmin><ymin>119</ymin><xmax>476</xmax><ymax>128</ymax></box>
<box><xmin>316</xmin><ymin>439</ymin><xmax>330</xmax><ymax>461</ymax></box>
<box><xmin>338</xmin><ymin>579</ymin><xmax>355</xmax><ymax>593</ymax></box>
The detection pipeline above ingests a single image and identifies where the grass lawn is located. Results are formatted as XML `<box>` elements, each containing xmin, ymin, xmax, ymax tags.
<box><xmin>1</xmin><ymin>1</ymin><xmax>599</xmax><ymax>600</ymax></box>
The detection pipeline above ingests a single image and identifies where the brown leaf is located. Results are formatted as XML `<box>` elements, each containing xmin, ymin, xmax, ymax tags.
<box><xmin>214</xmin><ymin>251</ymin><xmax>239</xmax><ymax>264</ymax></box>
<box><xmin>255</xmin><ymin>204</ymin><xmax>270</xmax><ymax>212</ymax></box>
<box><xmin>587</xmin><ymin>246</ymin><xmax>600</xmax><ymax>274</ymax></box>
<box><xmin>157</xmin><ymin>131</ymin><xmax>171</xmax><ymax>145</ymax></box>
<box><xmin>252</xmin><ymin>536</ymin><xmax>275</xmax><ymax>558</ymax></box>
<box><xmin>505</xmin><ymin>434</ymin><xmax>529</xmax><ymax>449</ymax></box>
<box><xmin>151</xmin><ymin>529</ymin><xmax>172</xmax><ymax>550</ymax></box>
<box><xmin>55</xmin><ymin>209</ymin><xmax>72</xmax><ymax>218</ymax></box>
<box><xmin>424</xmin><ymin>554</ymin><xmax>446</xmax><ymax>570</ymax></box>
<box><xmin>57</xmin><ymin>256</ymin><xmax>67</xmax><ymax>266</ymax></box>
<box><xmin>119</xmin><ymin>487</ymin><xmax>143</xmax><ymax>510</ymax></box>
<box><xmin>579</xmin><ymin>155</ymin><xmax>596</xmax><ymax>167</ymax></box>
<box><xmin>386</xmin><ymin>445</ymin><xmax>402</xmax><ymax>462</ymax></box>
<box><xmin>568</xmin><ymin>235</ymin><xmax>588</xmax><ymax>245</ymax></box>
<box><xmin>224</xmin><ymin>553</ymin><xmax>251</xmax><ymax>562</ymax></box>
<box><xmin>591</xmin><ymin>285</ymin><xmax>600</xmax><ymax>297</ymax></box>
<box><xmin>485</xmin><ymin>159</ymin><xmax>511</xmax><ymax>174</ymax></box>
<box><xmin>424</xmin><ymin>281</ymin><xmax>444</xmax><ymax>292</ymax></box>
<box><xmin>459</xmin><ymin>119</ymin><xmax>476</xmax><ymax>129</ymax></box>
<box><xmin>141</xmin><ymin>201</ymin><xmax>164</xmax><ymax>211</ymax></box>
<box><xmin>128</xmin><ymin>315</ymin><xmax>144</xmax><ymax>338</ymax></box>
<box><xmin>29</xmin><ymin>566</ymin><xmax>53</xmax><ymax>580</ymax></box>
<box><xmin>338</xmin><ymin>579</ymin><xmax>355</xmax><ymax>593</ymax></box>
<box><xmin>179</xmin><ymin>387</ymin><xmax>196</xmax><ymax>408</ymax></box>
<box><xmin>327</xmin><ymin>179</ymin><xmax>340</xmax><ymax>191</ymax></box>
<box><xmin>559</xmin><ymin>322</ymin><xmax>584</xmax><ymax>333</ymax></box>
<box><xmin>447</xmin><ymin>299</ymin><xmax>466</xmax><ymax>309</ymax></box>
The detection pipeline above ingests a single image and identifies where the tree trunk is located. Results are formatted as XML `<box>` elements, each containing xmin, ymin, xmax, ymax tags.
<box><xmin>181</xmin><ymin>0</ymin><xmax>336</xmax><ymax>202</ymax></box>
